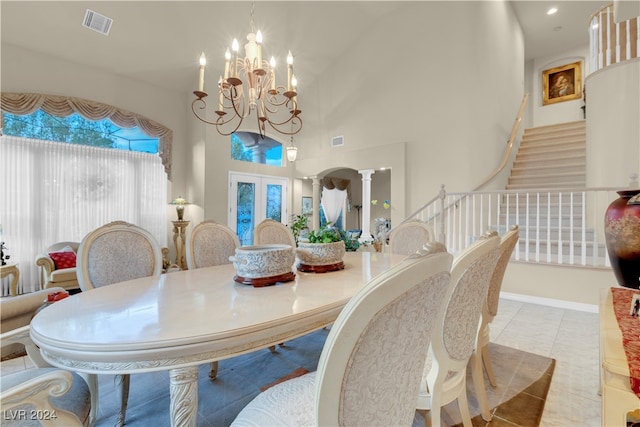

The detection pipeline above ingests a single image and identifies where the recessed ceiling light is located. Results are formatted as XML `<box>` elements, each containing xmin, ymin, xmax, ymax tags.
<box><xmin>547</xmin><ymin>7</ymin><xmax>558</xmax><ymax>15</ymax></box>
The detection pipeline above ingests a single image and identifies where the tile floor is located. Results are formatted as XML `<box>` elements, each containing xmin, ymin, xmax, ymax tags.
<box><xmin>1</xmin><ymin>298</ymin><xmax>601</xmax><ymax>426</ymax></box>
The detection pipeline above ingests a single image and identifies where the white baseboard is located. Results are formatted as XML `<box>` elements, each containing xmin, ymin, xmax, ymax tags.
<box><xmin>500</xmin><ymin>291</ymin><xmax>599</xmax><ymax>313</ymax></box>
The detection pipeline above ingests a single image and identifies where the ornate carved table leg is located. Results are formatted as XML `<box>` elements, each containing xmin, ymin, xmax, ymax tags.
<box><xmin>169</xmin><ymin>366</ymin><xmax>198</xmax><ymax>427</ymax></box>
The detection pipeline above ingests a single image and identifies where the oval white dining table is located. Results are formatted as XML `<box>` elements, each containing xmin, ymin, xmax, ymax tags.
<box><xmin>30</xmin><ymin>251</ymin><xmax>405</xmax><ymax>427</ymax></box>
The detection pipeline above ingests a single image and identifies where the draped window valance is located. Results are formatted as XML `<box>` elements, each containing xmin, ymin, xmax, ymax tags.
<box><xmin>321</xmin><ymin>176</ymin><xmax>351</xmax><ymax>201</ymax></box>
<box><xmin>0</xmin><ymin>92</ymin><xmax>173</xmax><ymax>179</ymax></box>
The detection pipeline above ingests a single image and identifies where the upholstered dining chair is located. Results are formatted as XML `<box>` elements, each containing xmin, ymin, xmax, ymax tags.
<box><xmin>185</xmin><ymin>220</ymin><xmax>240</xmax><ymax>380</ymax></box>
<box><xmin>470</xmin><ymin>225</ymin><xmax>520</xmax><ymax>421</ymax></box>
<box><xmin>185</xmin><ymin>220</ymin><xmax>241</xmax><ymax>270</ymax></box>
<box><xmin>254</xmin><ymin>218</ymin><xmax>296</xmax><ymax>247</ymax></box>
<box><xmin>388</xmin><ymin>219</ymin><xmax>435</xmax><ymax>255</ymax></box>
<box><xmin>231</xmin><ymin>242</ymin><xmax>453</xmax><ymax>427</ymax></box>
<box><xmin>416</xmin><ymin>233</ymin><xmax>500</xmax><ymax>427</ymax></box>
<box><xmin>1</xmin><ymin>326</ymin><xmax>92</xmax><ymax>426</ymax></box>
<box><xmin>77</xmin><ymin>220</ymin><xmax>163</xmax><ymax>427</ymax></box>
<box><xmin>253</xmin><ymin>219</ymin><xmax>297</xmax><ymax>352</ymax></box>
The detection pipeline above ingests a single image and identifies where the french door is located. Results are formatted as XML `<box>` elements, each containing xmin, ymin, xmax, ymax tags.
<box><xmin>228</xmin><ymin>172</ymin><xmax>289</xmax><ymax>245</ymax></box>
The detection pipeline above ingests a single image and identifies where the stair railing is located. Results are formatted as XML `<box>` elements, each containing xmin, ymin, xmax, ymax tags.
<box><xmin>474</xmin><ymin>93</ymin><xmax>529</xmax><ymax>191</ymax></box>
<box><xmin>405</xmin><ymin>186</ymin><xmax>620</xmax><ymax>268</ymax></box>
<box><xmin>589</xmin><ymin>2</ymin><xmax>640</xmax><ymax>72</ymax></box>
<box><xmin>391</xmin><ymin>93</ymin><xmax>528</xmax><ymax>235</ymax></box>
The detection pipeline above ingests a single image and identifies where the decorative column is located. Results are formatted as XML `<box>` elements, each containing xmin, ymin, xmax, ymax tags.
<box><xmin>172</xmin><ymin>220</ymin><xmax>190</xmax><ymax>270</ymax></box>
<box><xmin>358</xmin><ymin>169</ymin><xmax>375</xmax><ymax>242</ymax></box>
<box><xmin>169</xmin><ymin>366</ymin><xmax>199</xmax><ymax>427</ymax></box>
<box><xmin>311</xmin><ymin>176</ymin><xmax>322</xmax><ymax>231</ymax></box>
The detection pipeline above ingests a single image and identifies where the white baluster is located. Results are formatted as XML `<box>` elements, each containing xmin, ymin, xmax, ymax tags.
<box><xmin>637</xmin><ymin>17</ymin><xmax>640</xmax><ymax>58</ymax></box>
<box><xmin>616</xmin><ymin>20</ymin><xmax>620</xmax><ymax>63</ymax></box>
<box><xmin>606</xmin><ymin>6</ymin><xmax>612</xmax><ymax>66</ymax></box>
<box><xmin>599</xmin><ymin>12</ymin><xmax>604</xmax><ymax>69</ymax></box>
<box><xmin>626</xmin><ymin>19</ymin><xmax>631</xmax><ymax>60</ymax></box>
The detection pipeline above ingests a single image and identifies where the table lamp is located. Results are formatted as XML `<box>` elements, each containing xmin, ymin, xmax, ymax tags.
<box><xmin>170</xmin><ymin>197</ymin><xmax>190</xmax><ymax>221</ymax></box>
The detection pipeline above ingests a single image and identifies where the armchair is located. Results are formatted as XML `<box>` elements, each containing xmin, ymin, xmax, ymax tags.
<box><xmin>35</xmin><ymin>242</ymin><xmax>80</xmax><ymax>291</ymax></box>
<box><xmin>1</xmin><ymin>326</ymin><xmax>91</xmax><ymax>426</ymax></box>
<box><xmin>0</xmin><ymin>287</ymin><xmax>66</xmax><ymax>360</ymax></box>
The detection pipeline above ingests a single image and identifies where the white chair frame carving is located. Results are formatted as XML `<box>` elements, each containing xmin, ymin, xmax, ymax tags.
<box><xmin>417</xmin><ymin>233</ymin><xmax>500</xmax><ymax>427</ymax></box>
<box><xmin>470</xmin><ymin>225</ymin><xmax>520</xmax><ymax>421</ymax></box>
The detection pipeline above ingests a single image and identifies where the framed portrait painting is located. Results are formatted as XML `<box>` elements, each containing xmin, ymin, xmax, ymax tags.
<box><xmin>542</xmin><ymin>61</ymin><xmax>582</xmax><ymax>105</ymax></box>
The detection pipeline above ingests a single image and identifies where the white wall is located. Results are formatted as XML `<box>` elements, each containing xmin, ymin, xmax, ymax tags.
<box><xmin>294</xmin><ymin>1</ymin><xmax>525</xmax><ymax>220</ymax></box>
<box><xmin>585</xmin><ymin>58</ymin><xmax>640</xmax><ymax>188</ymax></box>
<box><xmin>529</xmin><ymin>45</ymin><xmax>589</xmax><ymax>127</ymax></box>
<box><xmin>1</xmin><ymin>43</ymin><xmax>189</xmax><ymax>248</ymax></box>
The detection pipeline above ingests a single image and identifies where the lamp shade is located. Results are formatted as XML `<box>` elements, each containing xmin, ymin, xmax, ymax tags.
<box><xmin>170</xmin><ymin>197</ymin><xmax>190</xmax><ymax>221</ymax></box>
<box><xmin>286</xmin><ymin>145</ymin><xmax>298</xmax><ymax>162</ymax></box>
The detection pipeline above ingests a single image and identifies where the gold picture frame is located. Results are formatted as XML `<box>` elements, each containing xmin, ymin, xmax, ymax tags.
<box><xmin>542</xmin><ymin>61</ymin><xmax>582</xmax><ymax>105</ymax></box>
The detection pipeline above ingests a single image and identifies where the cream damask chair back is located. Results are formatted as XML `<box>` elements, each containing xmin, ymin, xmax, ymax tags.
<box><xmin>76</xmin><ymin>220</ymin><xmax>162</xmax><ymax>426</ymax></box>
<box><xmin>231</xmin><ymin>243</ymin><xmax>453</xmax><ymax>426</ymax></box>
<box><xmin>470</xmin><ymin>225</ymin><xmax>520</xmax><ymax>421</ymax></box>
<box><xmin>254</xmin><ymin>219</ymin><xmax>296</xmax><ymax>247</ymax></box>
<box><xmin>388</xmin><ymin>220</ymin><xmax>435</xmax><ymax>255</ymax></box>
<box><xmin>185</xmin><ymin>220</ymin><xmax>240</xmax><ymax>270</ymax></box>
<box><xmin>416</xmin><ymin>233</ymin><xmax>500</xmax><ymax>427</ymax></box>
<box><xmin>77</xmin><ymin>221</ymin><xmax>163</xmax><ymax>291</ymax></box>
<box><xmin>185</xmin><ymin>220</ymin><xmax>240</xmax><ymax>380</ymax></box>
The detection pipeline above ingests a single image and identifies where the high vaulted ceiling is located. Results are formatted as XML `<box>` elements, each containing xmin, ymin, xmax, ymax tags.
<box><xmin>1</xmin><ymin>1</ymin><xmax>610</xmax><ymax>94</ymax></box>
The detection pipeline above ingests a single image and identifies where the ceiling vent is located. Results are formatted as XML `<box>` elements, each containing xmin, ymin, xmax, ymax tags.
<box><xmin>331</xmin><ymin>136</ymin><xmax>344</xmax><ymax>147</ymax></box>
<box><xmin>82</xmin><ymin>9</ymin><xmax>113</xmax><ymax>36</ymax></box>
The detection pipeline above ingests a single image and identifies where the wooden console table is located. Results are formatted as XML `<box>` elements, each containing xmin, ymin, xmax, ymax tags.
<box><xmin>599</xmin><ymin>288</ymin><xmax>640</xmax><ymax>426</ymax></box>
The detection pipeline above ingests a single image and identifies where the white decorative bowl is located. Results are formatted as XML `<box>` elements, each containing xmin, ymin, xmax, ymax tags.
<box><xmin>296</xmin><ymin>241</ymin><xmax>346</xmax><ymax>273</ymax></box>
<box><xmin>229</xmin><ymin>244</ymin><xmax>295</xmax><ymax>287</ymax></box>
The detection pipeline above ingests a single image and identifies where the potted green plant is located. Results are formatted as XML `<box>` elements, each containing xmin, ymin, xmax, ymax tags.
<box><xmin>289</xmin><ymin>214</ymin><xmax>309</xmax><ymax>246</ymax></box>
<box><xmin>296</xmin><ymin>224</ymin><xmax>346</xmax><ymax>272</ymax></box>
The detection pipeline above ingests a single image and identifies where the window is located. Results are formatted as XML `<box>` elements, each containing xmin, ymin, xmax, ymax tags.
<box><xmin>0</xmin><ymin>103</ymin><xmax>167</xmax><ymax>294</ymax></box>
<box><xmin>3</xmin><ymin>110</ymin><xmax>159</xmax><ymax>153</ymax></box>
<box><xmin>231</xmin><ymin>132</ymin><xmax>283</xmax><ymax>166</ymax></box>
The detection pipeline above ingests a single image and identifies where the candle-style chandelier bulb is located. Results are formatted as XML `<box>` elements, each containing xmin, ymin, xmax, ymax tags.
<box><xmin>191</xmin><ymin>6</ymin><xmax>301</xmax><ymax>139</ymax></box>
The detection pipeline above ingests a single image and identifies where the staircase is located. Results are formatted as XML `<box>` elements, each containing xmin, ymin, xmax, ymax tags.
<box><xmin>500</xmin><ymin>120</ymin><xmax>607</xmax><ymax>263</ymax></box>
<box><xmin>507</xmin><ymin>120</ymin><xmax>586</xmax><ymax>189</ymax></box>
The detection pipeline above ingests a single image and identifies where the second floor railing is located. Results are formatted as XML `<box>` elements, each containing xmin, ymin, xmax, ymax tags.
<box><xmin>589</xmin><ymin>3</ymin><xmax>640</xmax><ymax>72</ymax></box>
<box><xmin>402</xmin><ymin>186</ymin><xmax>622</xmax><ymax>268</ymax></box>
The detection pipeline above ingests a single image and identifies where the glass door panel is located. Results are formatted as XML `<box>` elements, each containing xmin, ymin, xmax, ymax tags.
<box><xmin>236</xmin><ymin>181</ymin><xmax>256</xmax><ymax>245</ymax></box>
<box><xmin>229</xmin><ymin>173</ymin><xmax>288</xmax><ymax>245</ymax></box>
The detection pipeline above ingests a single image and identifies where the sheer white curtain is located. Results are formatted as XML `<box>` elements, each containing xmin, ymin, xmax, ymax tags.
<box><xmin>321</xmin><ymin>187</ymin><xmax>347</xmax><ymax>226</ymax></box>
<box><xmin>0</xmin><ymin>136</ymin><xmax>168</xmax><ymax>293</ymax></box>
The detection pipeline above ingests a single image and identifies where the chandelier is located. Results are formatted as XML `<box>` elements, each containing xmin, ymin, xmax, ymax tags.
<box><xmin>192</xmin><ymin>5</ymin><xmax>302</xmax><ymax>140</ymax></box>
